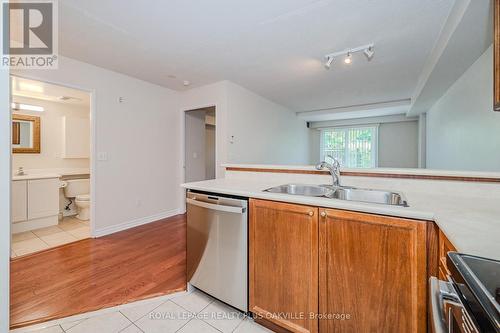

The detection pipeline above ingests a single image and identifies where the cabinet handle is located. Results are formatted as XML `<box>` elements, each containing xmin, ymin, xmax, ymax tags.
<box><xmin>320</xmin><ymin>211</ymin><xmax>326</xmax><ymax>217</ymax></box>
<box><xmin>308</xmin><ymin>211</ymin><xmax>314</xmax><ymax>216</ymax></box>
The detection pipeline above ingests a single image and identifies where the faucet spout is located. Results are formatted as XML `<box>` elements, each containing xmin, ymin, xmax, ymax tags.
<box><xmin>316</xmin><ymin>157</ymin><xmax>341</xmax><ymax>187</ymax></box>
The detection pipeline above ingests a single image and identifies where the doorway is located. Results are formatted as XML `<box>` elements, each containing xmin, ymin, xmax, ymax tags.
<box><xmin>184</xmin><ymin>106</ymin><xmax>216</xmax><ymax>182</ymax></box>
<box><xmin>10</xmin><ymin>76</ymin><xmax>93</xmax><ymax>258</ymax></box>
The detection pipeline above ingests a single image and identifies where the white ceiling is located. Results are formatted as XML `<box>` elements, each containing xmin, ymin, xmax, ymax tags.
<box><xmin>11</xmin><ymin>76</ymin><xmax>91</xmax><ymax>106</ymax></box>
<box><xmin>58</xmin><ymin>0</ymin><xmax>455</xmax><ymax>112</ymax></box>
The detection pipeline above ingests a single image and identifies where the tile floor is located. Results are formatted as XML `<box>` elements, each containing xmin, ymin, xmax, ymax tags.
<box><xmin>11</xmin><ymin>217</ymin><xmax>91</xmax><ymax>258</ymax></box>
<box><xmin>10</xmin><ymin>289</ymin><xmax>272</xmax><ymax>333</ymax></box>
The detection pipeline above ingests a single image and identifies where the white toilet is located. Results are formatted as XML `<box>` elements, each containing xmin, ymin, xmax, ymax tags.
<box><xmin>64</xmin><ymin>179</ymin><xmax>90</xmax><ymax>221</ymax></box>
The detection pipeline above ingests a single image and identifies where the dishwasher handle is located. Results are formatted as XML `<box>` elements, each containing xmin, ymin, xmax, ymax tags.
<box><xmin>186</xmin><ymin>198</ymin><xmax>246</xmax><ymax>214</ymax></box>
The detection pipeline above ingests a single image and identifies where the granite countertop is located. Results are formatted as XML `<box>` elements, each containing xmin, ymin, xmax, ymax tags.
<box><xmin>182</xmin><ymin>177</ymin><xmax>500</xmax><ymax>261</ymax></box>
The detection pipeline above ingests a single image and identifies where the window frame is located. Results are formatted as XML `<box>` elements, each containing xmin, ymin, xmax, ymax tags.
<box><xmin>319</xmin><ymin>124</ymin><xmax>379</xmax><ymax>168</ymax></box>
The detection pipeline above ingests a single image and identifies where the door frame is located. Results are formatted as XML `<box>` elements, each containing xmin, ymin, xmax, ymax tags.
<box><xmin>9</xmin><ymin>74</ymin><xmax>97</xmax><ymax>238</ymax></box>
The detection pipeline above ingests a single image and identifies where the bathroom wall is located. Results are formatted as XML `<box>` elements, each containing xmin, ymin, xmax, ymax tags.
<box><xmin>12</xmin><ymin>96</ymin><xmax>90</xmax><ymax>171</ymax></box>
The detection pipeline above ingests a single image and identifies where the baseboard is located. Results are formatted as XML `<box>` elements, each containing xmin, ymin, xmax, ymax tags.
<box><xmin>94</xmin><ymin>208</ymin><xmax>182</xmax><ymax>237</ymax></box>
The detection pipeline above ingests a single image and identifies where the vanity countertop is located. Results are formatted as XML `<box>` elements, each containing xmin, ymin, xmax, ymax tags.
<box><xmin>182</xmin><ymin>177</ymin><xmax>500</xmax><ymax>261</ymax></box>
<box><xmin>12</xmin><ymin>168</ymin><xmax>90</xmax><ymax>181</ymax></box>
<box><xmin>12</xmin><ymin>173</ymin><xmax>61</xmax><ymax>181</ymax></box>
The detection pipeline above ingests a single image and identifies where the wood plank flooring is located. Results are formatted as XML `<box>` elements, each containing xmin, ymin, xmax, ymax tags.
<box><xmin>10</xmin><ymin>214</ymin><xmax>187</xmax><ymax>329</ymax></box>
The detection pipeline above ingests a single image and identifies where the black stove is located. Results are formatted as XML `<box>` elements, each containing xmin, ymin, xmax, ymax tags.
<box><xmin>447</xmin><ymin>252</ymin><xmax>500</xmax><ymax>333</ymax></box>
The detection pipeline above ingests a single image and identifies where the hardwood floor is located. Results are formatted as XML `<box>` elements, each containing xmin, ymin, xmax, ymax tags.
<box><xmin>10</xmin><ymin>214</ymin><xmax>187</xmax><ymax>329</ymax></box>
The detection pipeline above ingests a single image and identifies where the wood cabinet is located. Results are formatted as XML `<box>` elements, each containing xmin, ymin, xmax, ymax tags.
<box><xmin>249</xmin><ymin>200</ymin><xmax>433</xmax><ymax>333</ymax></box>
<box><xmin>438</xmin><ymin>230</ymin><xmax>457</xmax><ymax>280</ymax></box>
<box><xmin>319</xmin><ymin>209</ymin><xmax>428</xmax><ymax>333</ymax></box>
<box><xmin>249</xmin><ymin>199</ymin><xmax>319</xmax><ymax>333</ymax></box>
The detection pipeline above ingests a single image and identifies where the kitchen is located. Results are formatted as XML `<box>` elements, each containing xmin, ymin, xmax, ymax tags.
<box><xmin>1</xmin><ymin>1</ymin><xmax>500</xmax><ymax>333</ymax></box>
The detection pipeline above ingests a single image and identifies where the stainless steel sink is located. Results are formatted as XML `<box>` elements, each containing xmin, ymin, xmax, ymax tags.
<box><xmin>264</xmin><ymin>184</ymin><xmax>408</xmax><ymax>207</ymax></box>
<box><xmin>264</xmin><ymin>184</ymin><xmax>333</xmax><ymax>197</ymax></box>
<box><xmin>326</xmin><ymin>187</ymin><xmax>408</xmax><ymax>207</ymax></box>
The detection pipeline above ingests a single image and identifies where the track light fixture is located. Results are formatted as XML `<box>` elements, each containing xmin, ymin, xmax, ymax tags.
<box><xmin>324</xmin><ymin>56</ymin><xmax>334</xmax><ymax>69</ymax></box>
<box><xmin>364</xmin><ymin>46</ymin><xmax>374</xmax><ymax>60</ymax></box>
<box><xmin>324</xmin><ymin>43</ymin><xmax>374</xmax><ymax>69</ymax></box>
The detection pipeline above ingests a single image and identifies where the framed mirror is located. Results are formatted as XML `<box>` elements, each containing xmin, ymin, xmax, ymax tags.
<box><xmin>12</xmin><ymin>114</ymin><xmax>40</xmax><ymax>154</ymax></box>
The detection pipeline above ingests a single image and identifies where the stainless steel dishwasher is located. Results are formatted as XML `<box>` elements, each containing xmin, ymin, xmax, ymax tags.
<box><xmin>186</xmin><ymin>190</ymin><xmax>248</xmax><ymax>312</ymax></box>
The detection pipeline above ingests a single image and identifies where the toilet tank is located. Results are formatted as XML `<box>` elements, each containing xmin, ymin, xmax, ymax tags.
<box><xmin>64</xmin><ymin>179</ymin><xmax>90</xmax><ymax>197</ymax></box>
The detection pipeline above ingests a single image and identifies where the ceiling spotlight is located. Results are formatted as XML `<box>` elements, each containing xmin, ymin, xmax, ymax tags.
<box><xmin>344</xmin><ymin>52</ymin><xmax>352</xmax><ymax>64</ymax></box>
<box><xmin>364</xmin><ymin>46</ymin><xmax>374</xmax><ymax>60</ymax></box>
<box><xmin>324</xmin><ymin>56</ymin><xmax>334</xmax><ymax>69</ymax></box>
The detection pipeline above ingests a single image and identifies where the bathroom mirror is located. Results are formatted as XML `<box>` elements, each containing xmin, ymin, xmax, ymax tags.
<box><xmin>12</xmin><ymin>114</ymin><xmax>40</xmax><ymax>154</ymax></box>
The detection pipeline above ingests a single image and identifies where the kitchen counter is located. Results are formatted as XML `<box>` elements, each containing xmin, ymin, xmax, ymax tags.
<box><xmin>182</xmin><ymin>176</ymin><xmax>500</xmax><ymax>261</ymax></box>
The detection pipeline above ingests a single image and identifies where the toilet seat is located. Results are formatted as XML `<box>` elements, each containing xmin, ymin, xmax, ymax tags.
<box><xmin>76</xmin><ymin>194</ymin><xmax>90</xmax><ymax>201</ymax></box>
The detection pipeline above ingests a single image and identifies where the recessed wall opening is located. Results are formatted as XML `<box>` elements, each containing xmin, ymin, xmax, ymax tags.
<box><xmin>10</xmin><ymin>76</ymin><xmax>93</xmax><ymax>259</ymax></box>
<box><xmin>184</xmin><ymin>106</ymin><xmax>216</xmax><ymax>183</ymax></box>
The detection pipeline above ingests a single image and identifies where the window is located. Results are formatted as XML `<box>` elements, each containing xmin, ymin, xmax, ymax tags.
<box><xmin>320</xmin><ymin>126</ymin><xmax>378</xmax><ymax>168</ymax></box>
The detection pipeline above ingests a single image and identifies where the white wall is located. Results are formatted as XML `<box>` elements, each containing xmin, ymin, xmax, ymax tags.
<box><xmin>378</xmin><ymin>121</ymin><xmax>418</xmax><ymax>168</ymax></box>
<box><xmin>427</xmin><ymin>45</ymin><xmax>500</xmax><ymax>171</ymax></box>
<box><xmin>205</xmin><ymin>125</ymin><xmax>216</xmax><ymax>179</ymax></box>
<box><xmin>225</xmin><ymin>81</ymin><xmax>310</xmax><ymax>165</ymax></box>
<box><xmin>0</xmin><ymin>4</ymin><xmax>10</xmax><ymax>330</ymax></box>
<box><xmin>12</xmin><ymin>97</ymin><xmax>90</xmax><ymax>170</ymax></box>
<box><xmin>13</xmin><ymin>56</ymin><xmax>182</xmax><ymax>235</ymax></box>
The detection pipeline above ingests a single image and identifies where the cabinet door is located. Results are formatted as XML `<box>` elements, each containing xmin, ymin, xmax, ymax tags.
<box><xmin>319</xmin><ymin>209</ymin><xmax>427</xmax><ymax>333</ymax></box>
<box><xmin>28</xmin><ymin>178</ymin><xmax>60</xmax><ymax>220</ymax></box>
<box><xmin>249</xmin><ymin>199</ymin><xmax>318</xmax><ymax>333</ymax></box>
<box><xmin>11</xmin><ymin>181</ymin><xmax>27</xmax><ymax>223</ymax></box>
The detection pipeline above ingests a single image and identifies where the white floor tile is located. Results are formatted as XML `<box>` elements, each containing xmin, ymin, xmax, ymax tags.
<box><xmin>12</xmin><ymin>238</ymin><xmax>49</xmax><ymax>256</ymax></box>
<box><xmin>135</xmin><ymin>301</ymin><xmax>192</xmax><ymax>333</ymax></box>
<box><xmin>60</xmin><ymin>319</ymin><xmax>85</xmax><ymax>331</ymax></box>
<box><xmin>66</xmin><ymin>227</ymin><xmax>91</xmax><ymax>240</ymax></box>
<box><xmin>234</xmin><ymin>319</ymin><xmax>273</xmax><ymax>333</ymax></box>
<box><xmin>12</xmin><ymin>231</ymin><xmax>37</xmax><ymax>242</ymax></box>
<box><xmin>58</xmin><ymin>219</ymin><xmax>84</xmax><ymax>231</ymax></box>
<box><xmin>119</xmin><ymin>324</ymin><xmax>143</xmax><ymax>333</ymax></box>
<box><xmin>120</xmin><ymin>299</ymin><xmax>165</xmax><ymax>322</ymax></box>
<box><xmin>39</xmin><ymin>232</ymin><xmax>78</xmax><ymax>247</ymax></box>
<box><xmin>13</xmin><ymin>325</ymin><xmax>64</xmax><ymax>333</ymax></box>
<box><xmin>199</xmin><ymin>301</ymin><xmax>245</xmax><ymax>333</ymax></box>
<box><xmin>171</xmin><ymin>290</ymin><xmax>214</xmax><ymax>314</ymax></box>
<box><xmin>32</xmin><ymin>226</ymin><xmax>63</xmax><ymax>237</ymax></box>
<box><xmin>177</xmin><ymin>319</ymin><xmax>220</xmax><ymax>333</ymax></box>
<box><xmin>66</xmin><ymin>312</ymin><xmax>131</xmax><ymax>333</ymax></box>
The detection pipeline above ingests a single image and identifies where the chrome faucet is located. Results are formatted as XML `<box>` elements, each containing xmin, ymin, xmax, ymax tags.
<box><xmin>16</xmin><ymin>167</ymin><xmax>25</xmax><ymax>176</ymax></box>
<box><xmin>316</xmin><ymin>157</ymin><xmax>341</xmax><ymax>187</ymax></box>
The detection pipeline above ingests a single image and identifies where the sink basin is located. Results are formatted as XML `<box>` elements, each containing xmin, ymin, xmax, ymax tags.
<box><xmin>264</xmin><ymin>184</ymin><xmax>333</xmax><ymax>197</ymax></box>
<box><xmin>264</xmin><ymin>184</ymin><xmax>408</xmax><ymax>207</ymax></box>
<box><xmin>326</xmin><ymin>187</ymin><xmax>408</xmax><ymax>207</ymax></box>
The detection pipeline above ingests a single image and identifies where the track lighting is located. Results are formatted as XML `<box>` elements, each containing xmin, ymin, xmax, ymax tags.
<box><xmin>324</xmin><ymin>56</ymin><xmax>334</xmax><ymax>69</ymax></box>
<box><xmin>324</xmin><ymin>43</ymin><xmax>374</xmax><ymax>69</ymax></box>
<box><xmin>364</xmin><ymin>46</ymin><xmax>374</xmax><ymax>60</ymax></box>
<box><xmin>344</xmin><ymin>52</ymin><xmax>352</xmax><ymax>64</ymax></box>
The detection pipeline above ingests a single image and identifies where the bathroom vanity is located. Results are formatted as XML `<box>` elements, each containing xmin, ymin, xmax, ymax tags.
<box><xmin>11</xmin><ymin>174</ymin><xmax>60</xmax><ymax>233</ymax></box>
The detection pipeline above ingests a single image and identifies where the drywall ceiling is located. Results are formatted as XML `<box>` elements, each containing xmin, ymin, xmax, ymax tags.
<box><xmin>11</xmin><ymin>76</ymin><xmax>90</xmax><ymax>106</ymax></box>
<box><xmin>58</xmin><ymin>0</ymin><xmax>454</xmax><ymax>112</ymax></box>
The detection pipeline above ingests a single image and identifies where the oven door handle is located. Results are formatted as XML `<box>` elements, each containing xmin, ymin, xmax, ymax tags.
<box><xmin>186</xmin><ymin>198</ymin><xmax>246</xmax><ymax>214</ymax></box>
<box><xmin>429</xmin><ymin>277</ymin><xmax>448</xmax><ymax>333</ymax></box>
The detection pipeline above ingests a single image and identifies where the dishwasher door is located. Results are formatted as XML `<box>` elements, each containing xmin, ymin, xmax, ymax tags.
<box><xmin>186</xmin><ymin>191</ymin><xmax>248</xmax><ymax>312</ymax></box>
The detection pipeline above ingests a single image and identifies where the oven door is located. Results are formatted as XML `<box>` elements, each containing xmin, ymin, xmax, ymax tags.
<box><xmin>429</xmin><ymin>277</ymin><xmax>480</xmax><ymax>333</ymax></box>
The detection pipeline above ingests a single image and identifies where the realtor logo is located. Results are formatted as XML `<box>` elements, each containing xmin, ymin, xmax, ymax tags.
<box><xmin>2</xmin><ymin>0</ymin><xmax>58</xmax><ymax>68</ymax></box>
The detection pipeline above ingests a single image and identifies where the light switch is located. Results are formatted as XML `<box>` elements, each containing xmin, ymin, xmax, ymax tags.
<box><xmin>193</xmin><ymin>152</ymin><xmax>198</xmax><ymax>159</ymax></box>
<box><xmin>97</xmin><ymin>152</ymin><xmax>108</xmax><ymax>161</ymax></box>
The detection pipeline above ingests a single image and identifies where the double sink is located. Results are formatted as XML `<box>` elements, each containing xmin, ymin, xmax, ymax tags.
<box><xmin>264</xmin><ymin>184</ymin><xmax>408</xmax><ymax>207</ymax></box>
